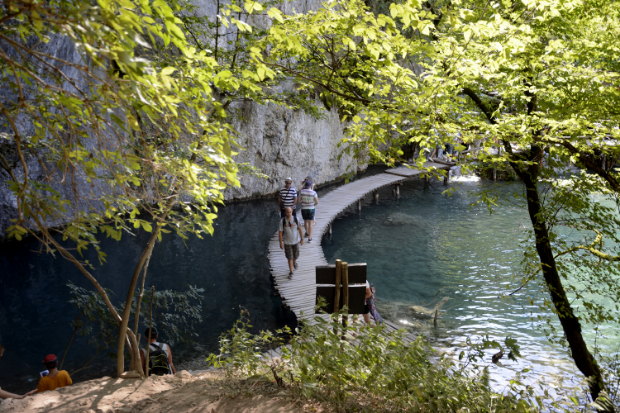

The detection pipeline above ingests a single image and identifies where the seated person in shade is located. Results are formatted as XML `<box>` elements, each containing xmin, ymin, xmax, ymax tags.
<box><xmin>35</xmin><ymin>354</ymin><xmax>72</xmax><ymax>393</ymax></box>
<box><xmin>140</xmin><ymin>327</ymin><xmax>176</xmax><ymax>375</ymax></box>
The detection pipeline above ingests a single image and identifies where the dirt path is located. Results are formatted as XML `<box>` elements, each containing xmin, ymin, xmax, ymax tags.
<box><xmin>0</xmin><ymin>370</ymin><xmax>316</xmax><ymax>413</ymax></box>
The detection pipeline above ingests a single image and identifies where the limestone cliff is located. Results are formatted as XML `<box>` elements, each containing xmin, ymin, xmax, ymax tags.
<box><xmin>0</xmin><ymin>0</ymin><xmax>366</xmax><ymax>236</ymax></box>
<box><xmin>226</xmin><ymin>100</ymin><xmax>364</xmax><ymax>201</ymax></box>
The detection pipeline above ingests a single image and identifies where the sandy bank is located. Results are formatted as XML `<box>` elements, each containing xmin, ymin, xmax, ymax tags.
<box><xmin>0</xmin><ymin>370</ymin><xmax>311</xmax><ymax>413</ymax></box>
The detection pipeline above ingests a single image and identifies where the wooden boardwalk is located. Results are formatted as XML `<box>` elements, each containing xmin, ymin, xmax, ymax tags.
<box><xmin>268</xmin><ymin>162</ymin><xmax>450</xmax><ymax>337</ymax></box>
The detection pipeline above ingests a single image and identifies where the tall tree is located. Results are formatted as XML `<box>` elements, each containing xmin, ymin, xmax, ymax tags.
<box><xmin>383</xmin><ymin>0</ymin><xmax>620</xmax><ymax>407</ymax></box>
<box><xmin>0</xmin><ymin>0</ymin><xmax>279</xmax><ymax>376</ymax></box>
<box><xmin>259</xmin><ymin>0</ymin><xmax>620</xmax><ymax>407</ymax></box>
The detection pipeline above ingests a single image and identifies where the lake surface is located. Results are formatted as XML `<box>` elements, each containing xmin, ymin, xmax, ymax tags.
<box><xmin>0</xmin><ymin>198</ymin><xmax>293</xmax><ymax>393</ymax></box>
<box><xmin>0</xmin><ymin>169</ymin><xmax>382</xmax><ymax>393</ymax></box>
<box><xmin>1</xmin><ymin>167</ymin><xmax>617</xmax><ymax>396</ymax></box>
<box><xmin>322</xmin><ymin>175</ymin><xmax>619</xmax><ymax>392</ymax></box>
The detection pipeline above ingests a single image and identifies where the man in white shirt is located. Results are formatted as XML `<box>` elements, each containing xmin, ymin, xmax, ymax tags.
<box><xmin>279</xmin><ymin>207</ymin><xmax>304</xmax><ymax>279</ymax></box>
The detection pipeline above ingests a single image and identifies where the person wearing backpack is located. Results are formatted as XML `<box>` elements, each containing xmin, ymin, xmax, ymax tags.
<box><xmin>279</xmin><ymin>207</ymin><xmax>304</xmax><ymax>279</ymax></box>
<box><xmin>140</xmin><ymin>328</ymin><xmax>176</xmax><ymax>376</ymax></box>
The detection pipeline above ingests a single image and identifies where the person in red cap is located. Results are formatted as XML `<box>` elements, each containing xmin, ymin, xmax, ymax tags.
<box><xmin>33</xmin><ymin>354</ymin><xmax>72</xmax><ymax>393</ymax></box>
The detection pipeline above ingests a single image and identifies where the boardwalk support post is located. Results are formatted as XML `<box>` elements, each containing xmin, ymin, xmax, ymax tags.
<box><xmin>333</xmin><ymin>260</ymin><xmax>342</xmax><ymax>336</ymax></box>
<box><xmin>328</xmin><ymin>223</ymin><xmax>332</xmax><ymax>239</ymax></box>
<box><xmin>341</xmin><ymin>262</ymin><xmax>349</xmax><ymax>340</ymax></box>
<box><xmin>443</xmin><ymin>173</ymin><xmax>449</xmax><ymax>186</ymax></box>
<box><xmin>374</xmin><ymin>191</ymin><xmax>379</xmax><ymax>203</ymax></box>
<box><xmin>358</xmin><ymin>199</ymin><xmax>362</xmax><ymax>212</ymax></box>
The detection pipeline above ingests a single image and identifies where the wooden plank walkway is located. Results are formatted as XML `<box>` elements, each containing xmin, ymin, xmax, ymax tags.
<box><xmin>268</xmin><ymin>163</ymin><xmax>449</xmax><ymax>337</ymax></box>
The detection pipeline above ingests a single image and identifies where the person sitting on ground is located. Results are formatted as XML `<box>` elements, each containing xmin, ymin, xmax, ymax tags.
<box><xmin>279</xmin><ymin>206</ymin><xmax>304</xmax><ymax>279</ymax></box>
<box><xmin>0</xmin><ymin>344</ymin><xmax>31</xmax><ymax>399</ymax></box>
<box><xmin>140</xmin><ymin>328</ymin><xmax>176</xmax><ymax>376</ymax></box>
<box><xmin>298</xmin><ymin>181</ymin><xmax>319</xmax><ymax>242</ymax></box>
<box><xmin>34</xmin><ymin>354</ymin><xmax>72</xmax><ymax>393</ymax></box>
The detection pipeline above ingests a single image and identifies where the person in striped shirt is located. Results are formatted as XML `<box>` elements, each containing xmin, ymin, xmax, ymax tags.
<box><xmin>278</xmin><ymin>177</ymin><xmax>298</xmax><ymax>218</ymax></box>
<box><xmin>298</xmin><ymin>180</ymin><xmax>319</xmax><ymax>242</ymax></box>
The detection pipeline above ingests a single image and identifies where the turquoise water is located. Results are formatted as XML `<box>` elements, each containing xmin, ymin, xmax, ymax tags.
<box><xmin>322</xmin><ymin>175</ymin><xmax>618</xmax><ymax>392</ymax></box>
<box><xmin>2</xmin><ymin>167</ymin><xmax>617</xmax><ymax>396</ymax></box>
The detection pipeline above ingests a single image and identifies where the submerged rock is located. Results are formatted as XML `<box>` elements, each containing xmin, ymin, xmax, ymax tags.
<box><xmin>408</xmin><ymin>296</ymin><xmax>450</xmax><ymax>317</ymax></box>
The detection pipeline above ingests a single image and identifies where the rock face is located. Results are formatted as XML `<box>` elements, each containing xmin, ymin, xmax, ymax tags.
<box><xmin>195</xmin><ymin>0</ymin><xmax>367</xmax><ymax>200</ymax></box>
<box><xmin>0</xmin><ymin>0</ymin><xmax>366</xmax><ymax>236</ymax></box>
<box><xmin>226</xmin><ymin>100</ymin><xmax>364</xmax><ymax>201</ymax></box>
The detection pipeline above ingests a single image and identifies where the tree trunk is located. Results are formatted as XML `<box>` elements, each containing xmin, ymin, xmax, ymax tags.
<box><xmin>40</xmin><ymin>219</ymin><xmax>147</xmax><ymax>378</ymax></box>
<box><xmin>130</xmin><ymin>252</ymin><xmax>152</xmax><ymax>370</ymax></box>
<box><xmin>520</xmin><ymin>163</ymin><xmax>606</xmax><ymax>403</ymax></box>
<box><xmin>116</xmin><ymin>226</ymin><xmax>160</xmax><ymax>377</ymax></box>
<box><xmin>133</xmin><ymin>252</ymin><xmax>152</xmax><ymax>337</ymax></box>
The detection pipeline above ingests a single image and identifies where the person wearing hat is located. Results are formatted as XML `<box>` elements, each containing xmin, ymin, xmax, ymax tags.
<box><xmin>278</xmin><ymin>177</ymin><xmax>298</xmax><ymax>218</ymax></box>
<box><xmin>33</xmin><ymin>354</ymin><xmax>72</xmax><ymax>393</ymax></box>
<box><xmin>300</xmin><ymin>176</ymin><xmax>316</xmax><ymax>191</ymax></box>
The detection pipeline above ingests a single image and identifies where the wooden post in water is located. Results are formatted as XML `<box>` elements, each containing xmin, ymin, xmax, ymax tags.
<box><xmin>358</xmin><ymin>199</ymin><xmax>362</xmax><ymax>212</ymax></box>
<box><xmin>341</xmin><ymin>262</ymin><xmax>349</xmax><ymax>340</ymax></box>
<box><xmin>333</xmin><ymin>260</ymin><xmax>342</xmax><ymax>336</ymax></box>
<box><xmin>394</xmin><ymin>184</ymin><xmax>400</xmax><ymax>196</ymax></box>
<box><xmin>328</xmin><ymin>223</ymin><xmax>332</xmax><ymax>239</ymax></box>
<box><xmin>443</xmin><ymin>172</ymin><xmax>449</xmax><ymax>186</ymax></box>
<box><xmin>434</xmin><ymin>309</ymin><xmax>438</xmax><ymax>327</ymax></box>
<box><xmin>374</xmin><ymin>191</ymin><xmax>379</xmax><ymax>203</ymax></box>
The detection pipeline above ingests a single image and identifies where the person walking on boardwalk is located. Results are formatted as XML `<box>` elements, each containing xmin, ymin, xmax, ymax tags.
<box><xmin>300</xmin><ymin>175</ymin><xmax>316</xmax><ymax>191</ymax></box>
<box><xmin>298</xmin><ymin>180</ymin><xmax>319</xmax><ymax>242</ymax></box>
<box><xmin>278</xmin><ymin>177</ymin><xmax>298</xmax><ymax>218</ymax></box>
<box><xmin>279</xmin><ymin>207</ymin><xmax>304</xmax><ymax>279</ymax></box>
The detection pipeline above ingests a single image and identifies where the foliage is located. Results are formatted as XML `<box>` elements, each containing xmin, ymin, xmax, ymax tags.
<box><xmin>207</xmin><ymin>308</ymin><xmax>288</xmax><ymax>377</ymax></box>
<box><xmin>260</xmin><ymin>0</ymin><xmax>422</xmax><ymax>166</ymax></box>
<box><xmin>67</xmin><ymin>282</ymin><xmax>119</xmax><ymax>362</ymax></box>
<box><xmin>175</xmin><ymin>0</ymin><xmax>324</xmax><ymax>120</ymax></box>
<box><xmin>264</xmin><ymin>0</ymin><xmax>620</xmax><ymax>404</ymax></box>
<box><xmin>66</xmin><ymin>282</ymin><xmax>204</xmax><ymax>363</ymax></box>
<box><xmin>0</xmin><ymin>0</ymin><xmax>289</xmax><ymax>376</ymax></box>
<box><xmin>145</xmin><ymin>285</ymin><xmax>205</xmax><ymax>345</ymax></box>
<box><xmin>1</xmin><ymin>0</ymin><xmax>243</xmax><ymax>254</ymax></box>
<box><xmin>206</xmin><ymin>308</ymin><xmax>597</xmax><ymax>412</ymax></box>
<box><xmin>522</xmin><ymin>177</ymin><xmax>620</xmax><ymax>334</ymax></box>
